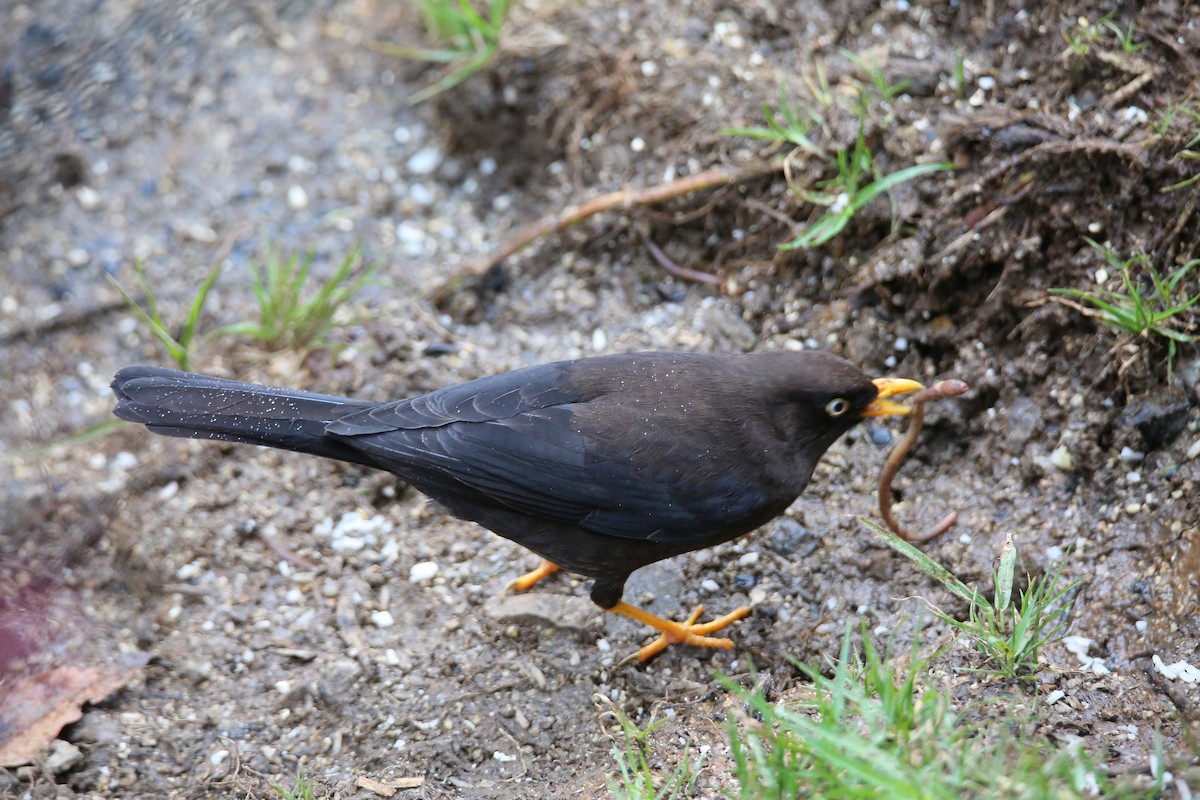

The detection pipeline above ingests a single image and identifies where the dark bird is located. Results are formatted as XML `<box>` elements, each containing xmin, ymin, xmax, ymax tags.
<box><xmin>111</xmin><ymin>351</ymin><xmax>922</xmax><ymax>662</ymax></box>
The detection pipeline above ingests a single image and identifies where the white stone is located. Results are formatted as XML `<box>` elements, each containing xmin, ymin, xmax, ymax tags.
<box><xmin>408</xmin><ymin>561</ymin><xmax>439</xmax><ymax>582</ymax></box>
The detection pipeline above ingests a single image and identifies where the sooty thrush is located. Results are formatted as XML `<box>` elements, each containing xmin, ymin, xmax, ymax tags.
<box><xmin>111</xmin><ymin>351</ymin><xmax>922</xmax><ymax>661</ymax></box>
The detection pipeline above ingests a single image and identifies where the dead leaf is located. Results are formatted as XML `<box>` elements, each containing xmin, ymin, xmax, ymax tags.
<box><xmin>0</xmin><ymin>658</ymin><xmax>148</xmax><ymax>767</ymax></box>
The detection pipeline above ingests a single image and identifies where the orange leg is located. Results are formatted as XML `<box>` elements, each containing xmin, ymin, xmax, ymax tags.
<box><xmin>506</xmin><ymin>559</ymin><xmax>563</xmax><ymax>593</ymax></box>
<box><xmin>609</xmin><ymin>601</ymin><xmax>751</xmax><ymax>664</ymax></box>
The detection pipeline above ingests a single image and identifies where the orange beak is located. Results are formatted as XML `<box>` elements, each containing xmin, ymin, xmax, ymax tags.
<box><xmin>864</xmin><ymin>378</ymin><xmax>925</xmax><ymax>417</ymax></box>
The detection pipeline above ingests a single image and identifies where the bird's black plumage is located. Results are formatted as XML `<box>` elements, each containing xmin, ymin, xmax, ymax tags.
<box><xmin>112</xmin><ymin>351</ymin><xmax>911</xmax><ymax>656</ymax></box>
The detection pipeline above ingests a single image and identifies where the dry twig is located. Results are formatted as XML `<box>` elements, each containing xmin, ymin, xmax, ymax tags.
<box><xmin>429</xmin><ymin>161</ymin><xmax>783</xmax><ymax>302</ymax></box>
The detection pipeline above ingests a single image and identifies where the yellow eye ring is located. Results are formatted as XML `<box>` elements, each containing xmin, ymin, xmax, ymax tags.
<box><xmin>825</xmin><ymin>398</ymin><xmax>849</xmax><ymax>417</ymax></box>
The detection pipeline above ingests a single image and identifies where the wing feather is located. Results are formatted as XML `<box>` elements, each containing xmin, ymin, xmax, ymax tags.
<box><xmin>327</xmin><ymin>359</ymin><xmax>772</xmax><ymax>543</ymax></box>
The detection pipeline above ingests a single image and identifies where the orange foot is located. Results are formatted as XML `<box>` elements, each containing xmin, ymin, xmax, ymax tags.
<box><xmin>505</xmin><ymin>559</ymin><xmax>562</xmax><ymax>593</ymax></box>
<box><xmin>609</xmin><ymin>601</ymin><xmax>751</xmax><ymax>665</ymax></box>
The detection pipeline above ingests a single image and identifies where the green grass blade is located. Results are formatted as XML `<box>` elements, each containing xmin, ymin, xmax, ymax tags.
<box><xmin>777</xmin><ymin>210</ymin><xmax>851</xmax><ymax>250</ymax></box>
<box><xmin>861</xmin><ymin>518</ymin><xmax>982</xmax><ymax>606</ymax></box>
<box><xmin>847</xmin><ymin>162</ymin><xmax>954</xmax><ymax>213</ymax></box>
<box><xmin>1150</xmin><ymin>325</ymin><xmax>1196</xmax><ymax>343</ymax></box>
<box><xmin>106</xmin><ymin>273</ymin><xmax>189</xmax><ymax>369</ymax></box>
<box><xmin>995</xmin><ymin>533</ymin><xmax>1016</xmax><ymax>611</ymax></box>
<box><xmin>180</xmin><ymin>258</ymin><xmax>225</xmax><ymax>349</ymax></box>
<box><xmin>373</xmin><ymin>41</ymin><xmax>467</xmax><ymax>63</ymax></box>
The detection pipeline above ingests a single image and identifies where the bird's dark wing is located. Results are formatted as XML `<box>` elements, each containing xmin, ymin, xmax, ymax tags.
<box><xmin>326</xmin><ymin>361</ymin><xmax>579</xmax><ymax>433</ymax></box>
<box><xmin>327</xmin><ymin>364</ymin><xmax>769</xmax><ymax>543</ymax></box>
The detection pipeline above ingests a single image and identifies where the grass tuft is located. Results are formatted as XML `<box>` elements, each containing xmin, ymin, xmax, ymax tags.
<box><xmin>1050</xmin><ymin>238</ymin><xmax>1200</xmax><ymax>378</ymax></box>
<box><xmin>717</xmin><ymin>623</ymin><xmax>1155</xmax><ymax>799</ymax></box>
<box><xmin>606</xmin><ymin>703</ymin><xmax>703</xmax><ymax>800</ymax></box>
<box><xmin>111</xmin><ymin>245</ymin><xmax>379</xmax><ymax>370</ymax></box>
<box><xmin>723</xmin><ymin>87</ymin><xmax>952</xmax><ymax>250</ymax></box>
<box><xmin>272</xmin><ymin>767</ymin><xmax>316</xmax><ymax>800</ymax></box>
<box><xmin>379</xmin><ymin>0</ymin><xmax>512</xmax><ymax>103</ymax></box>
<box><xmin>108</xmin><ymin>258</ymin><xmax>224</xmax><ymax>371</ymax></box>
<box><xmin>213</xmin><ymin>246</ymin><xmax>381</xmax><ymax>354</ymax></box>
<box><xmin>721</xmin><ymin>88</ymin><xmax>828</xmax><ymax>160</ymax></box>
<box><xmin>778</xmin><ymin>122</ymin><xmax>952</xmax><ymax>250</ymax></box>
<box><xmin>865</xmin><ymin>521</ymin><xmax>1084</xmax><ymax>679</ymax></box>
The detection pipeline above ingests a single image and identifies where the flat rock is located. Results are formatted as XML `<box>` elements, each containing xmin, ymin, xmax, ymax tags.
<box><xmin>45</xmin><ymin>740</ymin><xmax>83</xmax><ymax>775</ymax></box>
<box><xmin>483</xmin><ymin>593</ymin><xmax>599</xmax><ymax>633</ymax></box>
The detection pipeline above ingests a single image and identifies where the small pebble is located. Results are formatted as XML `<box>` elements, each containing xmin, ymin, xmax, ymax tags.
<box><xmin>1135</xmin><ymin>620</ymin><xmax>1148</xmax><ymax>633</ymax></box>
<box><xmin>321</xmin><ymin>511</ymin><xmax>392</xmax><ymax>551</ymax></box>
<box><xmin>396</xmin><ymin>221</ymin><xmax>425</xmax><ymax>243</ymax></box>
<box><xmin>45</xmin><ymin>740</ymin><xmax>83</xmax><ymax>775</ymax></box>
<box><xmin>370</xmin><ymin>610</ymin><xmax>395</xmax><ymax>627</ymax></box>
<box><xmin>700</xmin><ymin>579</ymin><xmax>720</xmax><ymax>593</ymax></box>
<box><xmin>867</xmin><ymin>425</ymin><xmax>892</xmax><ymax>447</ymax></box>
<box><xmin>1121</xmin><ymin>106</ymin><xmax>1149</xmax><ymax>124</ymax></box>
<box><xmin>1126</xmin><ymin>471</ymin><xmax>1141</xmax><ymax>484</ymax></box>
<box><xmin>408</xmin><ymin>561</ymin><xmax>439</xmax><ymax>582</ymax></box>
<box><xmin>76</xmin><ymin>186</ymin><xmax>101</xmax><ymax>209</ymax></box>
<box><xmin>1153</xmin><ymin>655</ymin><xmax>1200</xmax><ymax>683</ymax></box>
<box><xmin>286</xmin><ymin>184</ymin><xmax>308</xmax><ymax>209</ymax></box>
<box><xmin>407</xmin><ymin>147</ymin><xmax>441</xmax><ymax>175</ymax></box>
<box><xmin>1049</xmin><ymin>445</ymin><xmax>1073</xmax><ymax>471</ymax></box>
<box><xmin>1118</xmin><ymin>446</ymin><xmax>1144</xmax><ymax>463</ymax></box>
<box><xmin>408</xmin><ymin>183</ymin><xmax>434</xmax><ymax>205</ymax></box>
<box><xmin>1045</xmin><ymin>689</ymin><xmax>1065</xmax><ymax>705</ymax></box>
<box><xmin>737</xmin><ymin>551</ymin><xmax>759</xmax><ymax>567</ymax></box>
<box><xmin>1187</xmin><ymin>438</ymin><xmax>1200</xmax><ymax>460</ymax></box>
<box><xmin>596</xmin><ymin>638</ymin><xmax>612</xmax><ymax>653</ymax></box>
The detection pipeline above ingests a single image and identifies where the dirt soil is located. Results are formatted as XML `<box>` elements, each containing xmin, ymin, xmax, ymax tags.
<box><xmin>2</xmin><ymin>0</ymin><xmax>1199</xmax><ymax>797</ymax></box>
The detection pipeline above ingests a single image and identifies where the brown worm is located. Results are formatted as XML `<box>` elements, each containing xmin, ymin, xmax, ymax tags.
<box><xmin>878</xmin><ymin>379</ymin><xmax>969</xmax><ymax>543</ymax></box>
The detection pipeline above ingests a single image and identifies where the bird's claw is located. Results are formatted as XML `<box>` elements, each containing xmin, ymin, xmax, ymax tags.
<box><xmin>617</xmin><ymin>604</ymin><xmax>751</xmax><ymax>666</ymax></box>
<box><xmin>504</xmin><ymin>559</ymin><xmax>562</xmax><ymax>594</ymax></box>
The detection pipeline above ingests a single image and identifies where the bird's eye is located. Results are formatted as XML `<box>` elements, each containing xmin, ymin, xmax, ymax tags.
<box><xmin>825</xmin><ymin>398</ymin><xmax>849</xmax><ymax>417</ymax></box>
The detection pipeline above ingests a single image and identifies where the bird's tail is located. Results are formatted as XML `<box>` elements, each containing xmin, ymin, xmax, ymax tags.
<box><xmin>111</xmin><ymin>365</ymin><xmax>378</xmax><ymax>466</ymax></box>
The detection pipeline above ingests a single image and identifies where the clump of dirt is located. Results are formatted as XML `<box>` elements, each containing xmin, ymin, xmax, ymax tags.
<box><xmin>2</xmin><ymin>0</ymin><xmax>1199</xmax><ymax>798</ymax></box>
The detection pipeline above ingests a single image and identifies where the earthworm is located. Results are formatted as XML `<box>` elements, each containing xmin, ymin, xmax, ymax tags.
<box><xmin>878</xmin><ymin>379</ymin><xmax>969</xmax><ymax>543</ymax></box>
